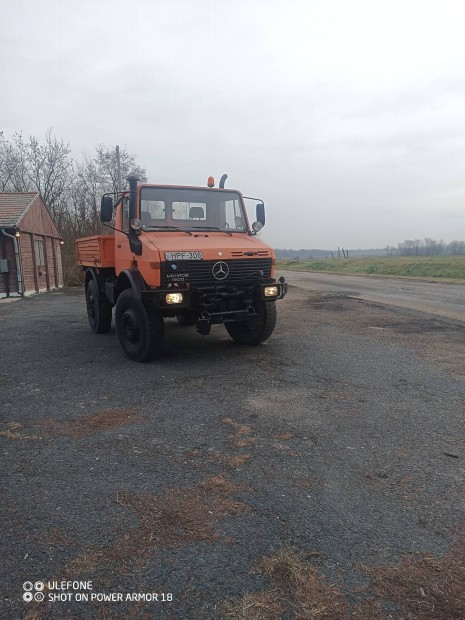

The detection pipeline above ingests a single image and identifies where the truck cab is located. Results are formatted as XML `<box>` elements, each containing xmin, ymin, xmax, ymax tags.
<box><xmin>76</xmin><ymin>175</ymin><xmax>287</xmax><ymax>362</ymax></box>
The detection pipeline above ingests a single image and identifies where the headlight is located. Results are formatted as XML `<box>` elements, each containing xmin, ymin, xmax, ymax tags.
<box><xmin>165</xmin><ymin>292</ymin><xmax>184</xmax><ymax>304</ymax></box>
<box><xmin>264</xmin><ymin>286</ymin><xmax>279</xmax><ymax>297</ymax></box>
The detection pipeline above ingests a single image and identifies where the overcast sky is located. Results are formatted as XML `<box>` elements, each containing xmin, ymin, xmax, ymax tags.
<box><xmin>2</xmin><ymin>0</ymin><xmax>465</xmax><ymax>249</ymax></box>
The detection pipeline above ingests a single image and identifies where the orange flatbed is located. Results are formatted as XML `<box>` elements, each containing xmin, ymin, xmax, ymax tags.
<box><xmin>76</xmin><ymin>235</ymin><xmax>115</xmax><ymax>268</ymax></box>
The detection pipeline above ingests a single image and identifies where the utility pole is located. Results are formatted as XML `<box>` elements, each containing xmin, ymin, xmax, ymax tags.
<box><xmin>116</xmin><ymin>145</ymin><xmax>122</xmax><ymax>192</ymax></box>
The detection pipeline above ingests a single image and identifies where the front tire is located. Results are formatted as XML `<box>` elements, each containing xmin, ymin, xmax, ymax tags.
<box><xmin>115</xmin><ymin>289</ymin><xmax>165</xmax><ymax>362</ymax></box>
<box><xmin>225</xmin><ymin>301</ymin><xmax>277</xmax><ymax>345</ymax></box>
<box><xmin>86</xmin><ymin>278</ymin><xmax>112</xmax><ymax>334</ymax></box>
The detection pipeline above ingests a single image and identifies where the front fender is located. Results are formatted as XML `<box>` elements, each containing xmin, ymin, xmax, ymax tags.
<box><xmin>118</xmin><ymin>268</ymin><xmax>146</xmax><ymax>300</ymax></box>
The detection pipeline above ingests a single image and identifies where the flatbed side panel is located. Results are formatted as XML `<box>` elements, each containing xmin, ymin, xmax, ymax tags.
<box><xmin>76</xmin><ymin>235</ymin><xmax>115</xmax><ymax>268</ymax></box>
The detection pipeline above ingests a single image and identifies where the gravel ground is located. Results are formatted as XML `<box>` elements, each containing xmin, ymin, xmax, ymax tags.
<box><xmin>1</xmin><ymin>286</ymin><xmax>464</xmax><ymax>619</ymax></box>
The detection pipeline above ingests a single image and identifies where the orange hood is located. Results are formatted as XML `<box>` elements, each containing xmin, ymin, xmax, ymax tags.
<box><xmin>142</xmin><ymin>231</ymin><xmax>274</xmax><ymax>261</ymax></box>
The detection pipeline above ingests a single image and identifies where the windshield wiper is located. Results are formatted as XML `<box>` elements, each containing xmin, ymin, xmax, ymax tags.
<box><xmin>145</xmin><ymin>225</ymin><xmax>192</xmax><ymax>236</ymax></box>
<box><xmin>191</xmin><ymin>226</ymin><xmax>232</xmax><ymax>237</ymax></box>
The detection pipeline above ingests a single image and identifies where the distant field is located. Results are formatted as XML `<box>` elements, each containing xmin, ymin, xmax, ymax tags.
<box><xmin>277</xmin><ymin>255</ymin><xmax>465</xmax><ymax>280</ymax></box>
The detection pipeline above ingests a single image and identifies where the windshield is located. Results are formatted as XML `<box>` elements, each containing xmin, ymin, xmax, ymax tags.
<box><xmin>139</xmin><ymin>187</ymin><xmax>248</xmax><ymax>232</ymax></box>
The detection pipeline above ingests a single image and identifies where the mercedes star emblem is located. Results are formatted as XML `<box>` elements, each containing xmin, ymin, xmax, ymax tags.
<box><xmin>212</xmin><ymin>261</ymin><xmax>229</xmax><ymax>280</ymax></box>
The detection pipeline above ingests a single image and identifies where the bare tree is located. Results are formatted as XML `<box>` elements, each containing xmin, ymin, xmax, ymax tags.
<box><xmin>0</xmin><ymin>130</ymin><xmax>73</xmax><ymax>230</ymax></box>
<box><xmin>447</xmin><ymin>240</ymin><xmax>465</xmax><ymax>255</ymax></box>
<box><xmin>398</xmin><ymin>237</ymin><xmax>465</xmax><ymax>257</ymax></box>
<box><xmin>72</xmin><ymin>145</ymin><xmax>147</xmax><ymax>230</ymax></box>
<box><xmin>0</xmin><ymin>132</ymin><xmax>35</xmax><ymax>192</ymax></box>
<box><xmin>26</xmin><ymin>129</ymin><xmax>73</xmax><ymax>225</ymax></box>
<box><xmin>66</xmin><ymin>145</ymin><xmax>147</xmax><ymax>283</ymax></box>
<box><xmin>0</xmin><ymin>131</ymin><xmax>147</xmax><ymax>284</ymax></box>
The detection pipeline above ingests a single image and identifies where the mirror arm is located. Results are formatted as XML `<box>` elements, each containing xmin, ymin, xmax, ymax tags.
<box><xmin>103</xmin><ymin>222</ymin><xmax>128</xmax><ymax>236</ymax></box>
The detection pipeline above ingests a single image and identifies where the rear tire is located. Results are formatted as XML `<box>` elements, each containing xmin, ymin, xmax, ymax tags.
<box><xmin>115</xmin><ymin>289</ymin><xmax>165</xmax><ymax>362</ymax></box>
<box><xmin>86</xmin><ymin>278</ymin><xmax>112</xmax><ymax>334</ymax></box>
<box><xmin>225</xmin><ymin>301</ymin><xmax>277</xmax><ymax>345</ymax></box>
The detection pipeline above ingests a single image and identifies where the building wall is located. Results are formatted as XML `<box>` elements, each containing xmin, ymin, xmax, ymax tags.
<box><xmin>0</xmin><ymin>195</ymin><xmax>63</xmax><ymax>296</ymax></box>
<box><xmin>19</xmin><ymin>233</ymin><xmax>64</xmax><ymax>295</ymax></box>
<box><xmin>16</xmin><ymin>195</ymin><xmax>64</xmax><ymax>295</ymax></box>
<box><xmin>0</xmin><ymin>234</ymin><xmax>20</xmax><ymax>296</ymax></box>
<box><xmin>19</xmin><ymin>195</ymin><xmax>60</xmax><ymax>238</ymax></box>
<box><xmin>20</xmin><ymin>233</ymin><xmax>37</xmax><ymax>294</ymax></box>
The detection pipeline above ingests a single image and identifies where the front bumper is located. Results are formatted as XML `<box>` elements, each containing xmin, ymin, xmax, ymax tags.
<box><xmin>141</xmin><ymin>278</ymin><xmax>287</xmax><ymax>315</ymax></box>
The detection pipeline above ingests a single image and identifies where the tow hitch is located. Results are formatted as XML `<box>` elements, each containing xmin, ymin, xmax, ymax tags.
<box><xmin>196</xmin><ymin>315</ymin><xmax>211</xmax><ymax>335</ymax></box>
<box><xmin>196</xmin><ymin>306</ymin><xmax>258</xmax><ymax>335</ymax></box>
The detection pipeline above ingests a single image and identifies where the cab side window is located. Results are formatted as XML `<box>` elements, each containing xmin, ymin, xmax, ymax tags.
<box><xmin>224</xmin><ymin>199</ymin><xmax>245</xmax><ymax>230</ymax></box>
<box><xmin>140</xmin><ymin>200</ymin><xmax>166</xmax><ymax>227</ymax></box>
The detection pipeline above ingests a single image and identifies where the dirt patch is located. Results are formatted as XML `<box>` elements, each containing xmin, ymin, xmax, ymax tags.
<box><xmin>225</xmin><ymin>538</ymin><xmax>465</xmax><ymax>619</ymax></box>
<box><xmin>0</xmin><ymin>421</ymin><xmax>41</xmax><ymax>440</ymax></box>
<box><xmin>24</xmin><ymin>475</ymin><xmax>250</xmax><ymax>620</ymax></box>
<box><xmin>224</xmin><ymin>591</ymin><xmax>285</xmax><ymax>619</ymax></box>
<box><xmin>179</xmin><ymin>448</ymin><xmax>252</xmax><ymax>469</ymax></box>
<box><xmin>4</xmin><ymin>409</ymin><xmax>142</xmax><ymax>443</ymax></box>
<box><xmin>363</xmin><ymin>536</ymin><xmax>465</xmax><ymax>620</ymax></box>
<box><xmin>40</xmin><ymin>408</ymin><xmax>142</xmax><ymax>437</ymax></box>
<box><xmin>46</xmin><ymin>527</ymin><xmax>71</xmax><ymax>547</ymax></box>
<box><xmin>65</xmin><ymin>475</ymin><xmax>249</xmax><ymax>577</ymax></box>
<box><xmin>223</xmin><ymin>417</ymin><xmax>256</xmax><ymax>448</ymax></box>
<box><xmin>222</xmin><ymin>454</ymin><xmax>251</xmax><ymax>467</ymax></box>
<box><xmin>293</xmin><ymin>477</ymin><xmax>320</xmax><ymax>490</ymax></box>
<box><xmin>223</xmin><ymin>549</ymin><xmax>381</xmax><ymax>620</ymax></box>
<box><xmin>0</xmin><ymin>429</ymin><xmax>40</xmax><ymax>440</ymax></box>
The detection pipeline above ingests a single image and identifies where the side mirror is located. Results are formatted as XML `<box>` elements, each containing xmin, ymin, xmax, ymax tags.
<box><xmin>256</xmin><ymin>203</ymin><xmax>265</xmax><ymax>226</ymax></box>
<box><xmin>100</xmin><ymin>196</ymin><xmax>114</xmax><ymax>222</ymax></box>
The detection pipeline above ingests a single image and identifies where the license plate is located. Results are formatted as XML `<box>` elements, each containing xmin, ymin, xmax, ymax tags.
<box><xmin>165</xmin><ymin>251</ymin><xmax>203</xmax><ymax>261</ymax></box>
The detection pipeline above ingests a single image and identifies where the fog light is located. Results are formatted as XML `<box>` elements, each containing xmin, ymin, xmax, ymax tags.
<box><xmin>264</xmin><ymin>286</ymin><xmax>279</xmax><ymax>297</ymax></box>
<box><xmin>165</xmin><ymin>292</ymin><xmax>184</xmax><ymax>305</ymax></box>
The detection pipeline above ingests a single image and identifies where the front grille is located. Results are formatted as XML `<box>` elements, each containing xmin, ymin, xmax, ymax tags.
<box><xmin>161</xmin><ymin>258</ymin><xmax>272</xmax><ymax>288</ymax></box>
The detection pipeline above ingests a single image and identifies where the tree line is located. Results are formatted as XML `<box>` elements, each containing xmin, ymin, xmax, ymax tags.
<box><xmin>0</xmin><ymin>130</ymin><xmax>146</xmax><ymax>284</ymax></box>
<box><xmin>397</xmin><ymin>238</ymin><xmax>465</xmax><ymax>256</ymax></box>
<box><xmin>278</xmin><ymin>240</ymin><xmax>465</xmax><ymax>259</ymax></box>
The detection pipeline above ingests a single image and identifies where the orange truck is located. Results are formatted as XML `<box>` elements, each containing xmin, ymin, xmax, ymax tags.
<box><xmin>76</xmin><ymin>175</ymin><xmax>287</xmax><ymax>361</ymax></box>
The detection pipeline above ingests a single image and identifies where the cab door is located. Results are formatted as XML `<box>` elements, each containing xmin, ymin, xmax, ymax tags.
<box><xmin>115</xmin><ymin>197</ymin><xmax>134</xmax><ymax>275</ymax></box>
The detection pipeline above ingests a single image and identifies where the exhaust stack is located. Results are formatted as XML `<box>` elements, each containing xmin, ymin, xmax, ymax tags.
<box><xmin>127</xmin><ymin>175</ymin><xmax>142</xmax><ymax>255</ymax></box>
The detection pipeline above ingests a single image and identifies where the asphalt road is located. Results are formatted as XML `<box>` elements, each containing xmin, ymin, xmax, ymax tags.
<box><xmin>279</xmin><ymin>269</ymin><xmax>465</xmax><ymax>322</ymax></box>
<box><xmin>1</xmin><ymin>286</ymin><xmax>464</xmax><ymax>619</ymax></box>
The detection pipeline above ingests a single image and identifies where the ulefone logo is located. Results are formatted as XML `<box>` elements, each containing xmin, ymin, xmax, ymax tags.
<box><xmin>23</xmin><ymin>581</ymin><xmax>45</xmax><ymax>602</ymax></box>
<box><xmin>212</xmin><ymin>261</ymin><xmax>229</xmax><ymax>280</ymax></box>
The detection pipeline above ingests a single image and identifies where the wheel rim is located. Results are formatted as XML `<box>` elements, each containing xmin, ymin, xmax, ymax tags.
<box><xmin>120</xmin><ymin>308</ymin><xmax>140</xmax><ymax>343</ymax></box>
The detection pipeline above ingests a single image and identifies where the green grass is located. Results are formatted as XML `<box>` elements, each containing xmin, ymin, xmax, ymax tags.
<box><xmin>277</xmin><ymin>255</ymin><xmax>465</xmax><ymax>280</ymax></box>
